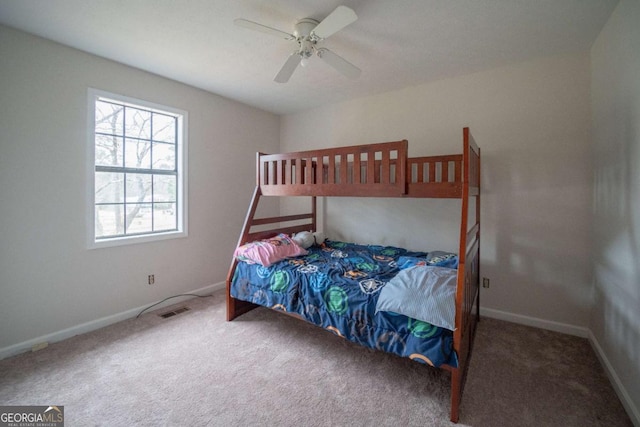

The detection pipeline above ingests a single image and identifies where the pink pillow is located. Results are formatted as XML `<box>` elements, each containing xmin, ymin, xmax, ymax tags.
<box><xmin>234</xmin><ymin>233</ymin><xmax>308</xmax><ymax>267</ymax></box>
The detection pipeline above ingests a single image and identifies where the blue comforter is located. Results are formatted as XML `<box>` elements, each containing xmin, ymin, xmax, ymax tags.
<box><xmin>231</xmin><ymin>240</ymin><xmax>458</xmax><ymax>368</ymax></box>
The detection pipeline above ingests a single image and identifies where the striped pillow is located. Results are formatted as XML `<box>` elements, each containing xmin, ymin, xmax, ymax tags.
<box><xmin>375</xmin><ymin>266</ymin><xmax>457</xmax><ymax>331</ymax></box>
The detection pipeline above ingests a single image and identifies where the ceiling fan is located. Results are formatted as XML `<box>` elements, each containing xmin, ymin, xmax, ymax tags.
<box><xmin>235</xmin><ymin>5</ymin><xmax>361</xmax><ymax>83</ymax></box>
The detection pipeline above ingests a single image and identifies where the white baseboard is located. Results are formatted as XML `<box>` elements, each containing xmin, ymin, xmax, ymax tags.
<box><xmin>588</xmin><ymin>331</ymin><xmax>640</xmax><ymax>427</ymax></box>
<box><xmin>480</xmin><ymin>307</ymin><xmax>589</xmax><ymax>338</ymax></box>
<box><xmin>481</xmin><ymin>306</ymin><xmax>638</xmax><ymax>426</ymax></box>
<box><xmin>0</xmin><ymin>282</ymin><xmax>225</xmax><ymax>361</ymax></box>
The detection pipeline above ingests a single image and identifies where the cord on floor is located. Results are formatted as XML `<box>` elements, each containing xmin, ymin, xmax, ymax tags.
<box><xmin>136</xmin><ymin>293</ymin><xmax>214</xmax><ymax>318</ymax></box>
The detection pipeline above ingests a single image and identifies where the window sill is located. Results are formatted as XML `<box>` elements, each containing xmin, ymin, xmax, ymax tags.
<box><xmin>88</xmin><ymin>230</ymin><xmax>187</xmax><ymax>249</ymax></box>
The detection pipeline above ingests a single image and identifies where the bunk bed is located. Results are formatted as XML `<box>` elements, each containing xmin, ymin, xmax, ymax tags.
<box><xmin>225</xmin><ymin>127</ymin><xmax>480</xmax><ymax>423</ymax></box>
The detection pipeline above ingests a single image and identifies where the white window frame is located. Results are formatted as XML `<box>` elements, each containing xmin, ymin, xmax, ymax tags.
<box><xmin>87</xmin><ymin>88</ymin><xmax>188</xmax><ymax>249</ymax></box>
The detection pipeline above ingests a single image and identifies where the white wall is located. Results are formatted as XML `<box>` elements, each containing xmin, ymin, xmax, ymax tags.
<box><xmin>281</xmin><ymin>53</ymin><xmax>593</xmax><ymax>330</ymax></box>
<box><xmin>591</xmin><ymin>0</ymin><xmax>640</xmax><ymax>420</ymax></box>
<box><xmin>0</xmin><ymin>25</ymin><xmax>280</xmax><ymax>353</ymax></box>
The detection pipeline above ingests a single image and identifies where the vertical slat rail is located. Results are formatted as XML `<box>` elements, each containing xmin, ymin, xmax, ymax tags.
<box><xmin>442</xmin><ymin>161</ymin><xmax>449</xmax><ymax>183</ymax></box>
<box><xmin>316</xmin><ymin>157</ymin><xmax>324</xmax><ymax>185</ymax></box>
<box><xmin>339</xmin><ymin>154</ymin><xmax>347</xmax><ymax>185</ymax></box>
<box><xmin>295</xmin><ymin>158</ymin><xmax>302</xmax><ymax>186</ymax></box>
<box><xmin>429</xmin><ymin>161</ymin><xmax>436</xmax><ymax>182</ymax></box>
<box><xmin>381</xmin><ymin>150</ymin><xmax>390</xmax><ymax>184</ymax></box>
<box><xmin>285</xmin><ymin>159</ymin><xmax>292</xmax><ymax>185</ymax></box>
<box><xmin>327</xmin><ymin>155</ymin><xmax>335</xmax><ymax>185</ymax></box>
<box><xmin>259</xmin><ymin>141</ymin><xmax>408</xmax><ymax>197</ymax></box>
<box><xmin>406</xmin><ymin>155</ymin><xmax>463</xmax><ymax>198</ymax></box>
<box><xmin>367</xmin><ymin>151</ymin><xmax>375</xmax><ymax>184</ymax></box>
<box><xmin>305</xmin><ymin>158</ymin><xmax>313</xmax><ymax>185</ymax></box>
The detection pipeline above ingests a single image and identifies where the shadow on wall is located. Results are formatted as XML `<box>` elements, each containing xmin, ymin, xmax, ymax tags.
<box><xmin>592</xmin><ymin>105</ymin><xmax>640</xmax><ymax>403</ymax></box>
<box><xmin>477</xmin><ymin>145</ymin><xmax>594</xmax><ymax>325</ymax></box>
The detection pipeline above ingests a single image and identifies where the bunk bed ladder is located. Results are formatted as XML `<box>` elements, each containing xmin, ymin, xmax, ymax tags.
<box><xmin>226</xmin><ymin>152</ymin><xmax>319</xmax><ymax>321</ymax></box>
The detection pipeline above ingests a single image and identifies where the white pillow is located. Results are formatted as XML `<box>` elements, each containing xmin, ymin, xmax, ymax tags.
<box><xmin>292</xmin><ymin>231</ymin><xmax>315</xmax><ymax>249</ymax></box>
<box><xmin>313</xmin><ymin>231</ymin><xmax>325</xmax><ymax>245</ymax></box>
<box><xmin>375</xmin><ymin>266</ymin><xmax>457</xmax><ymax>331</ymax></box>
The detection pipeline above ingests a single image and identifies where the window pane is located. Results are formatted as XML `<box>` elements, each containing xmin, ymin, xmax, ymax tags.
<box><xmin>125</xmin><ymin>204</ymin><xmax>153</xmax><ymax>234</ymax></box>
<box><xmin>96</xmin><ymin>204</ymin><xmax>124</xmax><ymax>238</ymax></box>
<box><xmin>95</xmin><ymin>135</ymin><xmax>123</xmax><ymax>167</ymax></box>
<box><xmin>125</xmin><ymin>107</ymin><xmax>151</xmax><ymax>139</ymax></box>
<box><xmin>92</xmin><ymin>90</ymin><xmax>186</xmax><ymax>245</ymax></box>
<box><xmin>126</xmin><ymin>173</ymin><xmax>152</xmax><ymax>203</ymax></box>
<box><xmin>95</xmin><ymin>172</ymin><xmax>124</xmax><ymax>204</ymax></box>
<box><xmin>125</xmin><ymin>138</ymin><xmax>151</xmax><ymax>169</ymax></box>
<box><xmin>95</xmin><ymin>100</ymin><xmax>123</xmax><ymax>135</ymax></box>
<box><xmin>153</xmin><ymin>114</ymin><xmax>176</xmax><ymax>143</ymax></box>
<box><xmin>154</xmin><ymin>203</ymin><xmax>177</xmax><ymax>231</ymax></box>
<box><xmin>153</xmin><ymin>175</ymin><xmax>176</xmax><ymax>202</ymax></box>
<box><xmin>152</xmin><ymin>142</ymin><xmax>176</xmax><ymax>170</ymax></box>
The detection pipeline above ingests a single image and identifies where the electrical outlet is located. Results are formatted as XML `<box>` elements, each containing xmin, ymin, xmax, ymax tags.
<box><xmin>482</xmin><ymin>277</ymin><xmax>490</xmax><ymax>288</ymax></box>
<box><xmin>148</xmin><ymin>274</ymin><xmax>155</xmax><ymax>285</ymax></box>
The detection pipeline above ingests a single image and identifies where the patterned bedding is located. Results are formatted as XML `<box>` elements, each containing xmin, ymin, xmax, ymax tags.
<box><xmin>231</xmin><ymin>240</ymin><xmax>458</xmax><ymax>368</ymax></box>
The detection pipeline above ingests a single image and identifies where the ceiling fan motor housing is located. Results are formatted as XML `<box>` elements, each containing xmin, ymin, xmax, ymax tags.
<box><xmin>294</xmin><ymin>18</ymin><xmax>319</xmax><ymax>39</ymax></box>
<box><xmin>294</xmin><ymin>18</ymin><xmax>320</xmax><ymax>58</ymax></box>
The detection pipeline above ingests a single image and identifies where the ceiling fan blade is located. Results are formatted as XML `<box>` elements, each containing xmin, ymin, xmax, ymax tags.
<box><xmin>311</xmin><ymin>5</ymin><xmax>357</xmax><ymax>40</ymax></box>
<box><xmin>234</xmin><ymin>18</ymin><xmax>294</xmax><ymax>40</ymax></box>
<box><xmin>317</xmin><ymin>48</ymin><xmax>361</xmax><ymax>79</ymax></box>
<box><xmin>274</xmin><ymin>52</ymin><xmax>302</xmax><ymax>83</ymax></box>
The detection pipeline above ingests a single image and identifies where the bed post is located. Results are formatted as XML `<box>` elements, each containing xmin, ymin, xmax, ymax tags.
<box><xmin>476</xmin><ymin>141</ymin><xmax>481</xmax><ymax>325</ymax></box>
<box><xmin>449</xmin><ymin>127</ymin><xmax>481</xmax><ymax>423</ymax></box>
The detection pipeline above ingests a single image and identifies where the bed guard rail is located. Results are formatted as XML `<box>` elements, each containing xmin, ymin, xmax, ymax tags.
<box><xmin>257</xmin><ymin>140</ymin><xmax>408</xmax><ymax>197</ymax></box>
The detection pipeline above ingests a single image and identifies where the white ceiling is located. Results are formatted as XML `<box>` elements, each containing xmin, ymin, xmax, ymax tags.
<box><xmin>0</xmin><ymin>0</ymin><xmax>618</xmax><ymax>115</ymax></box>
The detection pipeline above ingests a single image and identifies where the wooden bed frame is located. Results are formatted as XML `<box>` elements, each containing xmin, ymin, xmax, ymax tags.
<box><xmin>225</xmin><ymin>127</ymin><xmax>480</xmax><ymax>423</ymax></box>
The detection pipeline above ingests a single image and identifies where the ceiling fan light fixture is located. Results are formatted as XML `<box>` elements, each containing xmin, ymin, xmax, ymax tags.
<box><xmin>299</xmin><ymin>39</ymin><xmax>314</xmax><ymax>67</ymax></box>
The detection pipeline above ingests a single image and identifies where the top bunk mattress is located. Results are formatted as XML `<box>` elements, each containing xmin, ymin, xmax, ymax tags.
<box><xmin>231</xmin><ymin>240</ymin><xmax>459</xmax><ymax>368</ymax></box>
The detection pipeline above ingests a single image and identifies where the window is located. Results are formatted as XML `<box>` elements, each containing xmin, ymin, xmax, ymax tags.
<box><xmin>88</xmin><ymin>89</ymin><xmax>187</xmax><ymax>247</ymax></box>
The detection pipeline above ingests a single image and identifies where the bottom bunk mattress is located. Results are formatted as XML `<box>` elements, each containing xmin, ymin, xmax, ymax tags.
<box><xmin>231</xmin><ymin>239</ymin><xmax>459</xmax><ymax>368</ymax></box>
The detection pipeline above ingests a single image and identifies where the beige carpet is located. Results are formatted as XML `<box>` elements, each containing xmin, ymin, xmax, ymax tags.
<box><xmin>0</xmin><ymin>290</ymin><xmax>632</xmax><ymax>426</ymax></box>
